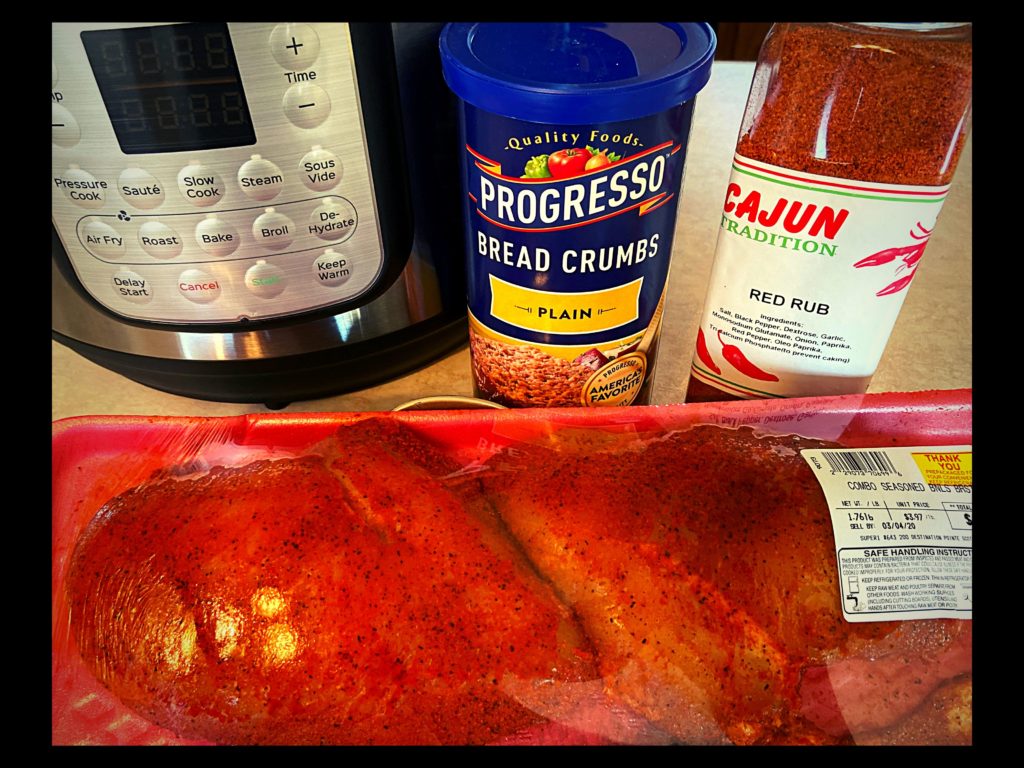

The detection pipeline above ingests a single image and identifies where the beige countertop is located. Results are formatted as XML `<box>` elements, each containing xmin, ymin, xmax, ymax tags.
<box><xmin>52</xmin><ymin>62</ymin><xmax>972</xmax><ymax>422</ymax></box>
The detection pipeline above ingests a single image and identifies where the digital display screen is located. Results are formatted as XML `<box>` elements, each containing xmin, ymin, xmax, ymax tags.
<box><xmin>81</xmin><ymin>23</ymin><xmax>257</xmax><ymax>154</ymax></box>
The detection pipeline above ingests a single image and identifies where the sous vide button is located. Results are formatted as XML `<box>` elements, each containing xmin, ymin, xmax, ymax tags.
<box><xmin>299</xmin><ymin>145</ymin><xmax>342</xmax><ymax>191</ymax></box>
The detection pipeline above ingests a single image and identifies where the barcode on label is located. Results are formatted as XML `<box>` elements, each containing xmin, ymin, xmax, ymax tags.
<box><xmin>820</xmin><ymin>450</ymin><xmax>899</xmax><ymax>476</ymax></box>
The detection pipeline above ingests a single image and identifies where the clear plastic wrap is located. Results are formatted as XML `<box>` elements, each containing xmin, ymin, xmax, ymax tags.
<box><xmin>53</xmin><ymin>390</ymin><xmax>972</xmax><ymax>745</ymax></box>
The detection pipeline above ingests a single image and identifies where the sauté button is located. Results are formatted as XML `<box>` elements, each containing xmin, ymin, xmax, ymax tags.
<box><xmin>82</xmin><ymin>220</ymin><xmax>126</xmax><ymax>259</ymax></box>
<box><xmin>245</xmin><ymin>260</ymin><xmax>287</xmax><ymax>299</ymax></box>
<box><xmin>195</xmin><ymin>215</ymin><xmax>240</xmax><ymax>257</ymax></box>
<box><xmin>269</xmin><ymin>23</ymin><xmax>321</xmax><ymax>70</ymax></box>
<box><xmin>118</xmin><ymin>168</ymin><xmax>165</xmax><ymax>210</ymax></box>
<box><xmin>112</xmin><ymin>269</ymin><xmax>153</xmax><ymax>304</ymax></box>
<box><xmin>312</xmin><ymin>248</ymin><xmax>352</xmax><ymax>287</ymax></box>
<box><xmin>55</xmin><ymin>165</ymin><xmax>107</xmax><ymax>209</ymax></box>
<box><xmin>299</xmin><ymin>145</ymin><xmax>342</xmax><ymax>191</ymax></box>
<box><xmin>178</xmin><ymin>268</ymin><xmax>222</xmax><ymax>303</ymax></box>
<box><xmin>252</xmin><ymin>208</ymin><xmax>295</xmax><ymax>249</ymax></box>
<box><xmin>283</xmin><ymin>83</ymin><xmax>331</xmax><ymax>129</ymax></box>
<box><xmin>138</xmin><ymin>220</ymin><xmax>184</xmax><ymax>259</ymax></box>
<box><xmin>237</xmin><ymin>155</ymin><xmax>284</xmax><ymax>201</ymax></box>
<box><xmin>309</xmin><ymin>198</ymin><xmax>357</xmax><ymax>242</ymax></box>
<box><xmin>52</xmin><ymin>104</ymin><xmax>80</xmax><ymax>148</ymax></box>
<box><xmin>177</xmin><ymin>161</ymin><xmax>224</xmax><ymax>207</ymax></box>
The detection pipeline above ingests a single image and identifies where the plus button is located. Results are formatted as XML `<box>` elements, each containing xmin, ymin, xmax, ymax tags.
<box><xmin>285</xmin><ymin>36</ymin><xmax>304</xmax><ymax>56</ymax></box>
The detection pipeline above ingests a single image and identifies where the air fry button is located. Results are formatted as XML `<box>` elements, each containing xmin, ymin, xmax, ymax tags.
<box><xmin>313</xmin><ymin>249</ymin><xmax>351</xmax><ymax>287</ymax></box>
<box><xmin>309</xmin><ymin>198</ymin><xmax>356</xmax><ymax>242</ymax></box>
<box><xmin>178</xmin><ymin>268</ymin><xmax>221</xmax><ymax>304</ymax></box>
<box><xmin>82</xmin><ymin>220</ymin><xmax>125</xmax><ymax>259</ymax></box>
<box><xmin>177</xmin><ymin>161</ymin><xmax>224</xmax><ymax>207</ymax></box>
<box><xmin>112</xmin><ymin>270</ymin><xmax>152</xmax><ymax>304</ymax></box>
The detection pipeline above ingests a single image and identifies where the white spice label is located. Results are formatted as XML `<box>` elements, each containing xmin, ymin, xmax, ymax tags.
<box><xmin>801</xmin><ymin>445</ymin><xmax>972</xmax><ymax>623</ymax></box>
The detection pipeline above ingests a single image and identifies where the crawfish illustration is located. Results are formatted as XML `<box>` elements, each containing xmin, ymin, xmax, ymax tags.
<box><xmin>853</xmin><ymin>222</ymin><xmax>932</xmax><ymax>296</ymax></box>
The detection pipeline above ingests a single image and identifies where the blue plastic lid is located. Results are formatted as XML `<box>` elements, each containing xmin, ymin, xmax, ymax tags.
<box><xmin>440</xmin><ymin>22</ymin><xmax>716</xmax><ymax>124</ymax></box>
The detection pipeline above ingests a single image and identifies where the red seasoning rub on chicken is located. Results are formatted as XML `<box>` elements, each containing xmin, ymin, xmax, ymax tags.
<box><xmin>66</xmin><ymin>419</ymin><xmax>598</xmax><ymax>745</ymax></box>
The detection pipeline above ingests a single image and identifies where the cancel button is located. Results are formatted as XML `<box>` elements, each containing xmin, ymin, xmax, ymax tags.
<box><xmin>178</xmin><ymin>268</ymin><xmax>222</xmax><ymax>304</ymax></box>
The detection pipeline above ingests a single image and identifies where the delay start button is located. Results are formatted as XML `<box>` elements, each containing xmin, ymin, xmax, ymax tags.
<box><xmin>178</xmin><ymin>268</ymin><xmax>222</xmax><ymax>304</ymax></box>
<box><xmin>112</xmin><ymin>269</ymin><xmax>153</xmax><ymax>304</ymax></box>
<box><xmin>177</xmin><ymin>161</ymin><xmax>224</xmax><ymax>207</ymax></box>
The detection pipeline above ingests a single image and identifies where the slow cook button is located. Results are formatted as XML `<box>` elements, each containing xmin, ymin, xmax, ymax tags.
<box><xmin>252</xmin><ymin>208</ymin><xmax>295</xmax><ymax>249</ymax></box>
<box><xmin>313</xmin><ymin>248</ymin><xmax>351</xmax><ymax>287</ymax></box>
<box><xmin>112</xmin><ymin>269</ymin><xmax>152</xmax><ymax>304</ymax></box>
<box><xmin>245</xmin><ymin>260</ymin><xmax>287</xmax><ymax>299</ymax></box>
<box><xmin>82</xmin><ymin>220</ymin><xmax>126</xmax><ymax>259</ymax></box>
<box><xmin>177</xmin><ymin>161</ymin><xmax>224</xmax><ymax>207</ymax></box>
<box><xmin>52</xmin><ymin>104</ymin><xmax>80</xmax><ymax>148</ymax></box>
<box><xmin>309</xmin><ymin>198</ymin><xmax>356</xmax><ymax>242</ymax></box>
<box><xmin>237</xmin><ymin>155</ymin><xmax>284</xmax><ymax>201</ymax></box>
<box><xmin>299</xmin><ymin>145</ymin><xmax>342</xmax><ymax>191</ymax></box>
<box><xmin>118</xmin><ymin>168</ymin><xmax>165</xmax><ymax>210</ymax></box>
<box><xmin>195</xmin><ymin>215</ymin><xmax>239</xmax><ymax>256</ymax></box>
<box><xmin>282</xmin><ymin>83</ymin><xmax>331</xmax><ymax>129</ymax></box>
<box><xmin>178</xmin><ymin>268</ymin><xmax>222</xmax><ymax>304</ymax></box>
<box><xmin>138</xmin><ymin>220</ymin><xmax>184</xmax><ymax>259</ymax></box>
<box><xmin>55</xmin><ymin>165</ymin><xmax>107</xmax><ymax>209</ymax></box>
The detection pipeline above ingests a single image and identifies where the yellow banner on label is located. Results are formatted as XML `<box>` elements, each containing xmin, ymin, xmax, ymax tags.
<box><xmin>912</xmin><ymin>451</ymin><xmax>972</xmax><ymax>486</ymax></box>
<box><xmin>489</xmin><ymin>275</ymin><xmax>642</xmax><ymax>335</ymax></box>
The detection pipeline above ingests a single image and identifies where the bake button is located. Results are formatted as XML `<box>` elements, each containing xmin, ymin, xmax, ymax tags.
<box><xmin>178</xmin><ymin>268</ymin><xmax>222</xmax><ymax>304</ymax></box>
<box><xmin>269</xmin><ymin>23</ymin><xmax>321</xmax><ymax>70</ymax></box>
<box><xmin>55</xmin><ymin>165</ymin><xmax>107</xmax><ymax>209</ymax></box>
<box><xmin>252</xmin><ymin>208</ymin><xmax>295</xmax><ymax>249</ymax></box>
<box><xmin>312</xmin><ymin>249</ymin><xmax>351</xmax><ymax>287</ymax></box>
<box><xmin>309</xmin><ymin>198</ymin><xmax>357</xmax><ymax>242</ymax></box>
<box><xmin>118</xmin><ymin>168</ymin><xmax>165</xmax><ymax>210</ymax></box>
<box><xmin>112</xmin><ymin>270</ymin><xmax>153</xmax><ymax>304</ymax></box>
<box><xmin>177</xmin><ymin>161</ymin><xmax>224</xmax><ymax>207</ymax></box>
<box><xmin>52</xmin><ymin>104</ymin><xmax>79</xmax><ymax>148</ymax></box>
<box><xmin>237</xmin><ymin>155</ymin><xmax>284</xmax><ymax>201</ymax></box>
<box><xmin>283</xmin><ymin>84</ymin><xmax>331</xmax><ymax>129</ymax></box>
<box><xmin>299</xmin><ymin>145</ymin><xmax>342</xmax><ymax>191</ymax></box>
<box><xmin>82</xmin><ymin>220</ymin><xmax>126</xmax><ymax>259</ymax></box>
<box><xmin>138</xmin><ymin>220</ymin><xmax>184</xmax><ymax>259</ymax></box>
<box><xmin>195</xmin><ymin>215</ymin><xmax>240</xmax><ymax>257</ymax></box>
<box><xmin>245</xmin><ymin>260</ymin><xmax>287</xmax><ymax>299</ymax></box>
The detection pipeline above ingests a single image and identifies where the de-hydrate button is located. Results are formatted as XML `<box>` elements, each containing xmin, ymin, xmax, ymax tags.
<box><xmin>309</xmin><ymin>198</ymin><xmax>356</xmax><ymax>242</ymax></box>
<box><xmin>138</xmin><ymin>220</ymin><xmax>184</xmax><ymax>259</ymax></box>
<box><xmin>312</xmin><ymin>248</ymin><xmax>351</xmax><ymax>287</ymax></box>
<box><xmin>252</xmin><ymin>208</ymin><xmax>295</xmax><ymax>249</ymax></box>
<box><xmin>178</xmin><ymin>268</ymin><xmax>222</xmax><ymax>304</ymax></box>
<box><xmin>82</xmin><ymin>220</ymin><xmax>126</xmax><ymax>259</ymax></box>
<box><xmin>299</xmin><ymin>145</ymin><xmax>342</xmax><ymax>191</ymax></box>
<box><xmin>245</xmin><ymin>260</ymin><xmax>287</xmax><ymax>299</ymax></box>
<box><xmin>238</xmin><ymin>154</ymin><xmax>284</xmax><ymax>201</ymax></box>
<box><xmin>112</xmin><ymin>269</ymin><xmax>153</xmax><ymax>304</ymax></box>
<box><xmin>119</xmin><ymin>168</ymin><xmax>165</xmax><ymax>209</ymax></box>
<box><xmin>195</xmin><ymin>215</ymin><xmax>240</xmax><ymax>257</ymax></box>
<box><xmin>177</xmin><ymin>161</ymin><xmax>225</xmax><ymax>207</ymax></box>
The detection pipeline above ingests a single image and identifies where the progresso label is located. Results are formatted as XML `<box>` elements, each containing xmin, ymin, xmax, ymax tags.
<box><xmin>460</xmin><ymin>106</ymin><xmax>695</xmax><ymax>407</ymax></box>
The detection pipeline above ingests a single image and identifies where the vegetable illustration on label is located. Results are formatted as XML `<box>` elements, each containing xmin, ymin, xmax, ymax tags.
<box><xmin>718</xmin><ymin>330</ymin><xmax>778</xmax><ymax>382</ymax></box>
<box><xmin>695</xmin><ymin>327</ymin><xmax>721</xmax><ymax>375</ymax></box>
<box><xmin>547</xmin><ymin>148</ymin><xmax>591</xmax><ymax>179</ymax></box>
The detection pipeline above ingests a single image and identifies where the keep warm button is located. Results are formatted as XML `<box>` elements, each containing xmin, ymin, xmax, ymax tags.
<box><xmin>178</xmin><ymin>268</ymin><xmax>222</xmax><ymax>304</ymax></box>
<box><xmin>309</xmin><ymin>197</ymin><xmax>356</xmax><ymax>243</ymax></box>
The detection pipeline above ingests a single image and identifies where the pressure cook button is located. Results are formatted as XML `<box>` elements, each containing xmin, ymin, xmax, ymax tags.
<box><xmin>237</xmin><ymin>155</ymin><xmax>284</xmax><ymax>201</ymax></box>
<box><xmin>55</xmin><ymin>165</ymin><xmax>107</xmax><ymax>209</ymax></box>
<box><xmin>245</xmin><ymin>260</ymin><xmax>287</xmax><ymax>299</ymax></box>
<box><xmin>312</xmin><ymin>249</ymin><xmax>351</xmax><ymax>287</ymax></box>
<box><xmin>283</xmin><ymin>83</ymin><xmax>331</xmax><ymax>129</ymax></box>
<box><xmin>252</xmin><ymin>208</ymin><xmax>295</xmax><ymax>249</ymax></box>
<box><xmin>269</xmin><ymin>23</ymin><xmax>321</xmax><ymax>70</ymax></box>
<box><xmin>299</xmin><ymin>145</ymin><xmax>342</xmax><ymax>191</ymax></box>
<box><xmin>82</xmin><ymin>220</ymin><xmax>126</xmax><ymax>259</ymax></box>
<box><xmin>112</xmin><ymin>269</ymin><xmax>153</xmax><ymax>304</ymax></box>
<box><xmin>177</xmin><ymin>161</ymin><xmax>225</xmax><ymax>207</ymax></box>
<box><xmin>118</xmin><ymin>168</ymin><xmax>165</xmax><ymax>210</ymax></box>
<box><xmin>138</xmin><ymin>220</ymin><xmax>184</xmax><ymax>259</ymax></box>
<box><xmin>52</xmin><ymin>104</ymin><xmax>80</xmax><ymax>148</ymax></box>
<box><xmin>178</xmin><ymin>268</ymin><xmax>222</xmax><ymax>304</ymax></box>
<box><xmin>309</xmin><ymin>198</ymin><xmax>357</xmax><ymax>242</ymax></box>
<box><xmin>195</xmin><ymin>215</ymin><xmax>240</xmax><ymax>257</ymax></box>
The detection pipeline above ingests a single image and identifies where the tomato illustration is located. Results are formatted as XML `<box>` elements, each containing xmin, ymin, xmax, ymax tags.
<box><xmin>547</xmin><ymin>148</ymin><xmax>591</xmax><ymax>178</ymax></box>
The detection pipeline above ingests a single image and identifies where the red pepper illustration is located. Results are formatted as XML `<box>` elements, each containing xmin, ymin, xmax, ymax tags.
<box><xmin>696</xmin><ymin>327</ymin><xmax>721</xmax><ymax>374</ymax></box>
<box><xmin>717</xmin><ymin>330</ymin><xmax>779</xmax><ymax>382</ymax></box>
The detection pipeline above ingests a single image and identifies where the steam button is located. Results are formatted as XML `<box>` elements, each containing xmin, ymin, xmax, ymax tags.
<box><xmin>299</xmin><ymin>145</ymin><xmax>342</xmax><ymax>191</ymax></box>
<box><xmin>269</xmin><ymin>24</ymin><xmax>321</xmax><ymax>70</ymax></box>
<box><xmin>177</xmin><ymin>161</ymin><xmax>224</xmax><ymax>207</ymax></box>
<box><xmin>118</xmin><ymin>168</ymin><xmax>165</xmax><ymax>210</ymax></box>
<box><xmin>52</xmin><ymin>104</ymin><xmax>79</xmax><ymax>148</ymax></box>
<box><xmin>245</xmin><ymin>260</ymin><xmax>287</xmax><ymax>299</ymax></box>
<box><xmin>112</xmin><ymin>269</ymin><xmax>153</xmax><ymax>305</ymax></box>
<box><xmin>195</xmin><ymin>215</ymin><xmax>240</xmax><ymax>257</ymax></box>
<box><xmin>238</xmin><ymin>155</ymin><xmax>284</xmax><ymax>201</ymax></box>
<box><xmin>139</xmin><ymin>220</ymin><xmax>184</xmax><ymax>259</ymax></box>
<box><xmin>178</xmin><ymin>268</ymin><xmax>222</xmax><ymax>304</ymax></box>
<box><xmin>283</xmin><ymin>83</ymin><xmax>331</xmax><ymax>129</ymax></box>
<box><xmin>82</xmin><ymin>220</ymin><xmax>126</xmax><ymax>259</ymax></box>
<box><xmin>252</xmin><ymin>208</ymin><xmax>295</xmax><ymax>249</ymax></box>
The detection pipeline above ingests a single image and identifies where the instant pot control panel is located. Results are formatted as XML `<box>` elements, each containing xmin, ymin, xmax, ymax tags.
<box><xmin>51</xmin><ymin>22</ymin><xmax>387</xmax><ymax>324</ymax></box>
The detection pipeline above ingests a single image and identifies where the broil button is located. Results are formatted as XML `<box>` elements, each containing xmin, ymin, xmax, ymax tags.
<box><xmin>178</xmin><ymin>268</ymin><xmax>222</xmax><ymax>304</ymax></box>
<box><xmin>252</xmin><ymin>208</ymin><xmax>295</xmax><ymax>249</ymax></box>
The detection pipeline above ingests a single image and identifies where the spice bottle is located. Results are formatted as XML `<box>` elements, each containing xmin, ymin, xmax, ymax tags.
<box><xmin>686</xmin><ymin>23</ymin><xmax>971</xmax><ymax>402</ymax></box>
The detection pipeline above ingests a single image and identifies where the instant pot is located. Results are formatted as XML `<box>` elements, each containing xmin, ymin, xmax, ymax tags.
<box><xmin>51</xmin><ymin>22</ymin><xmax>466</xmax><ymax>406</ymax></box>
